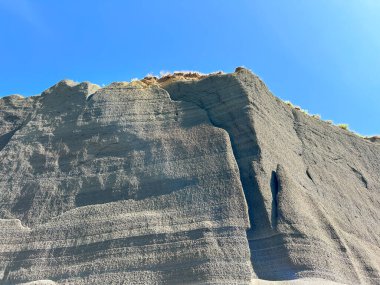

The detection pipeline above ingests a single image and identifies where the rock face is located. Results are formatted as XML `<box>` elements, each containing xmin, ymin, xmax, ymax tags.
<box><xmin>0</xmin><ymin>69</ymin><xmax>379</xmax><ymax>285</ymax></box>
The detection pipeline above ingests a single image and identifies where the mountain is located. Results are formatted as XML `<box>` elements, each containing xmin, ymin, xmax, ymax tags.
<box><xmin>0</xmin><ymin>68</ymin><xmax>379</xmax><ymax>285</ymax></box>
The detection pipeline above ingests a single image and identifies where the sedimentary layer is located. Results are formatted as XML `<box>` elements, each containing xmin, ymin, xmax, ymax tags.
<box><xmin>0</xmin><ymin>68</ymin><xmax>379</xmax><ymax>285</ymax></box>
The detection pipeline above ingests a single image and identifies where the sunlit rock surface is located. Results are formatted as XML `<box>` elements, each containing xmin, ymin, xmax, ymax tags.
<box><xmin>0</xmin><ymin>69</ymin><xmax>379</xmax><ymax>284</ymax></box>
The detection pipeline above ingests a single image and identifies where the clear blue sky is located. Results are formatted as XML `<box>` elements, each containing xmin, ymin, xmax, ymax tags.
<box><xmin>1</xmin><ymin>0</ymin><xmax>379</xmax><ymax>135</ymax></box>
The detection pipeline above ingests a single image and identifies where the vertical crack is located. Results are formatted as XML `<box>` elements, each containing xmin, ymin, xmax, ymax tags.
<box><xmin>270</xmin><ymin>171</ymin><xmax>279</xmax><ymax>228</ymax></box>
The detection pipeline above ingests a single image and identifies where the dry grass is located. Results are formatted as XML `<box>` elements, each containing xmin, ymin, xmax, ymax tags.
<box><xmin>338</xmin><ymin>124</ymin><xmax>349</xmax><ymax>130</ymax></box>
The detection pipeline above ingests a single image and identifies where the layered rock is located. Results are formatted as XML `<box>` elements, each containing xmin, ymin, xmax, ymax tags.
<box><xmin>164</xmin><ymin>69</ymin><xmax>380</xmax><ymax>284</ymax></box>
<box><xmin>0</xmin><ymin>69</ymin><xmax>379</xmax><ymax>284</ymax></box>
<box><xmin>0</xmin><ymin>79</ymin><xmax>251</xmax><ymax>284</ymax></box>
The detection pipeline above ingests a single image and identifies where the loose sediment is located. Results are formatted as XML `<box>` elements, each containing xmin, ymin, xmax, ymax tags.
<box><xmin>0</xmin><ymin>69</ymin><xmax>379</xmax><ymax>284</ymax></box>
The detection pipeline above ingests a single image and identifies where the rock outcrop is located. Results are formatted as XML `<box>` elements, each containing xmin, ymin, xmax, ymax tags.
<box><xmin>0</xmin><ymin>69</ymin><xmax>379</xmax><ymax>285</ymax></box>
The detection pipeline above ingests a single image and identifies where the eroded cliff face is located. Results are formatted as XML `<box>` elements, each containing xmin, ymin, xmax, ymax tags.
<box><xmin>0</xmin><ymin>69</ymin><xmax>379</xmax><ymax>285</ymax></box>
<box><xmin>164</xmin><ymin>70</ymin><xmax>380</xmax><ymax>284</ymax></box>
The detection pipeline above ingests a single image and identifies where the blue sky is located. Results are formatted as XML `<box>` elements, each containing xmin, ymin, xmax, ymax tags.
<box><xmin>0</xmin><ymin>0</ymin><xmax>379</xmax><ymax>135</ymax></box>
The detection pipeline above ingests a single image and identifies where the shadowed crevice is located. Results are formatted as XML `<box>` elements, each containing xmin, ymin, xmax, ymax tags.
<box><xmin>270</xmin><ymin>171</ymin><xmax>279</xmax><ymax>228</ymax></box>
<box><xmin>0</xmin><ymin>128</ymin><xmax>19</xmax><ymax>151</ymax></box>
<box><xmin>348</xmin><ymin>165</ymin><xmax>368</xmax><ymax>189</ymax></box>
<box><xmin>306</xmin><ymin>168</ymin><xmax>314</xmax><ymax>184</ymax></box>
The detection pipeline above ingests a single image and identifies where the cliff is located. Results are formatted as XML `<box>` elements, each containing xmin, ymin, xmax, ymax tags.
<box><xmin>0</xmin><ymin>68</ymin><xmax>379</xmax><ymax>284</ymax></box>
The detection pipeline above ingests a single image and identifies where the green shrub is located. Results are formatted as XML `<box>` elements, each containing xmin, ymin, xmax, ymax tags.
<box><xmin>338</xmin><ymin>124</ymin><xmax>349</xmax><ymax>130</ymax></box>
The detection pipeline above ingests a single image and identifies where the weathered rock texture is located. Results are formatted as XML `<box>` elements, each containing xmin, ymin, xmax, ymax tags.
<box><xmin>0</xmin><ymin>69</ymin><xmax>379</xmax><ymax>285</ymax></box>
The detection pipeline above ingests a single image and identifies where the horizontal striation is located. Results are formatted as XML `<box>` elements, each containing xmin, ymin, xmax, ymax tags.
<box><xmin>2</xmin><ymin>70</ymin><xmax>379</xmax><ymax>284</ymax></box>
<box><xmin>0</xmin><ymin>80</ymin><xmax>252</xmax><ymax>284</ymax></box>
<box><xmin>163</xmin><ymin>68</ymin><xmax>380</xmax><ymax>285</ymax></box>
